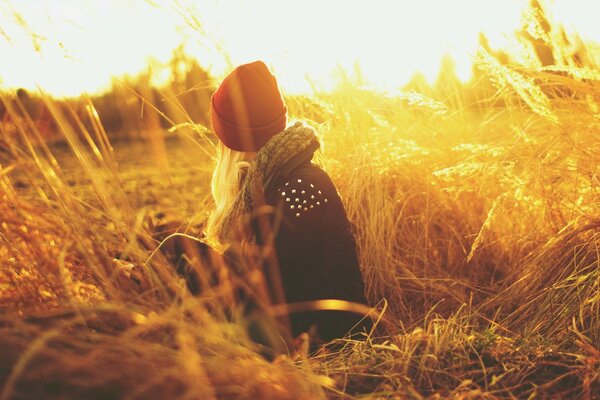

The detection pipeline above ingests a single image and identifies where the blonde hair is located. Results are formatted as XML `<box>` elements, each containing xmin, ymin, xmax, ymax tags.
<box><xmin>205</xmin><ymin>142</ymin><xmax>254</xmax><ymax>247</ymax></box>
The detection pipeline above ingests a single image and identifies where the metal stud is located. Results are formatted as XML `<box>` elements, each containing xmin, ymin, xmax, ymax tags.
<box><xmin>310</xmin><ymin>184</ymin><xmax>314</xmax><ymax>188</ymax></box>
<box><xmin>311</xmin><ymin>195</ymin><xmax>315</xmax><ymax>199</ymax></box>
<box><xmin>297</xmin><ymin>179</ymin><xmax>302</xmax><ymax>183</ymax></box>
<box><xmin>295</xmin><ymin>213</ymin><xmax>301</xmax><ymax>217</ymax></box>
<box><xmin>310</xmin><ymin>205</ymin><xmax>314</xmax><ymax>209</ymax></box>
<box><xmin>291</xmin><ymin>205</ymin><xmax>295</xmax><ymax>209</ymax></box>
<box><xmin>286</xmin><ymin>198</ymin><xmax>290</xmax><ymax>202</ymax></box>
<box><xmin>318</xmin><ymin>190</ymin><xmax>322</xmax><ymax>194</ymax></box>
<box><xmin>295</xmin><ymin>198</ymin><xmax>300</xmax><ymax>202</ymax></box>
<box><xmin>285</xmin><ymin>182</ymin><xmax>289</xmax><ymax>186</ymax></box>
<box><xmin>281</xmin><ymin>192</ymin><xmax>286</xmax><ymax>196</ymax></box>
<box><xmin>324</xmin><ymin>198</ymin><xmax>328</xmax><ymax>203</ymax></box>
<box><xmin>304</xmin><ymin>207</ymin><xmax>308</xmax><ymax>211</ymax></box>
<box><xmin>301</xmin><ymin>190</ymin><xmax>306</xmax><ymax>194</ymax></box>
<box><xmin>316</xmin><ymin>201</ymin><xmax>320</xmax><ymax>205</ymax></box>
<box><xmin>291</xmin><ymin>189</ymin><xmax>296</xmax><ymax>194</ymax></box>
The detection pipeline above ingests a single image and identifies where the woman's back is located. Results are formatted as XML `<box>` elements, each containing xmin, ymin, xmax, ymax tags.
<box><xmin>231</xmin><ymin>121</ymin><xmax>370</xmax><ymax>342</ymax></box>
<box><xmin>268</xmin><ymin>160</ymin><xmax>369</xmax><ymax>341</ymax></box>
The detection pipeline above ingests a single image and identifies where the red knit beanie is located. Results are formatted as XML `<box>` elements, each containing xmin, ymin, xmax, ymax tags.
<box><xmin>211</xmin><ymin>61</ymin><xmax>288</xmax><ymax>152</ymax></box>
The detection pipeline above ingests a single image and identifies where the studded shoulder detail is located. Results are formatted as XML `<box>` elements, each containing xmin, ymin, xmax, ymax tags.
<box><xmin>276</xmin><ymin>177</ymin><xmax>329</xmax><ymax>218</ymax></box>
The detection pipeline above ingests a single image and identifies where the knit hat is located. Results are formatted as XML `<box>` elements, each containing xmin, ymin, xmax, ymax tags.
<box><xmin>211</xmin><ymin>61</ymin><xmax>288</xmax><ymax>152</ymax></box>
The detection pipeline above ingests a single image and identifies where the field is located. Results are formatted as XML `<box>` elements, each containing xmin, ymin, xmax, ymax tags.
<box><xmin>1</xmin><ymin>3</ymin><xmax>600</xmax><ymax>399</ymax></box>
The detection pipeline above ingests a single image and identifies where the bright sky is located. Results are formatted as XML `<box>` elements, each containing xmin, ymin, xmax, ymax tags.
<box><xmin>0</xmin><ymin>0</ymin><xmax>599</xmax><ymax>97</ymax></box>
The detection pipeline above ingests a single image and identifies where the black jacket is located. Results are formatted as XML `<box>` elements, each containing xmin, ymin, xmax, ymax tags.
<box><xmin>260</xmin><ymin>152</ymin><xmax>370</xmax><ymax>342</ymax></box>
<box><xmin>163</xmin><ymin>142</ymin><xmax>370</xmax><ymax>345</ymax></box>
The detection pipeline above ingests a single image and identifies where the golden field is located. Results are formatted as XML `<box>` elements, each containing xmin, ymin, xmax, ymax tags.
<box><xmin>0</xmin><ymin>3</ymin><xmax>599</xmax><ymax>399</ymax></box>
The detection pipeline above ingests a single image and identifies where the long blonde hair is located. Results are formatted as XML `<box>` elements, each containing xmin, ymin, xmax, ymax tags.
<box><xmin>205</xmin><ymin>142</ymin><xmax>254</xmax><ymax>247</ymax></box>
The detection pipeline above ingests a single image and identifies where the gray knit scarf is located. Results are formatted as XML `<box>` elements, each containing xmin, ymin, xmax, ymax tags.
<box><xmin>219</xmin><ymin>121</ymin><xmax>320</xmax><ymax>242</ymax></box>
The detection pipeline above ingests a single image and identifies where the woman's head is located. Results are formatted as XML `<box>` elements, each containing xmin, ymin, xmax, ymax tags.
<box><xmin>207</xmin><ymin>61</ymin><xmax>287</xmax><ymax>245</ymax></box>
<box><xmin>210</xmin><ymin>60</ymin><xmax>287</xmax><ymax>152</ymax></box>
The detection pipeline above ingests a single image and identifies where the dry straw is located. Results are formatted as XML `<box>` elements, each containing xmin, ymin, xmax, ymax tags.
<box><xmin>1</xmin><ymin>1</ymin><xmax>600</xmax><ymax>397</ymax></box>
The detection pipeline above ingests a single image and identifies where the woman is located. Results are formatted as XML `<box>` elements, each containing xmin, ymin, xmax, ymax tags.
<box><xmin>202</xmin><ymin>60</ymin><xmax>371</xmax><ymax>346</ymax></box>
<box><xmin>162</xmin><ymin>60</ymin><xmax>370</xmax><ymax>350</ymax></box>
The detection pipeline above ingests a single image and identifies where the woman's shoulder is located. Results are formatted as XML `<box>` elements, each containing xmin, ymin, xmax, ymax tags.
<box><xmin>270</xmin><ymin>162</ymin><xmax>337</xmax><ymax>203</ymax></box>
<box><xmin>288</xmin><ymin>162</ymin><xmax>334</xmax><ymax>187</ymax></box>
<box><xmin>265</xmin><ymin>162</ymin><xmax>346</xmax><ymax>228</ymax></box>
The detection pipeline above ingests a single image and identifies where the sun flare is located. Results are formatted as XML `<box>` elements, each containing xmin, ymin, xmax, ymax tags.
<box><xmin>1</xmin><ymin>0</ymin><xmax>599</xmax><ymax>96</ymax></box>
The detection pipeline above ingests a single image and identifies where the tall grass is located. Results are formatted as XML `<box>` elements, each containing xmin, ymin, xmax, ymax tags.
<box><xmin>1</xmin><ymin>2</ymin><xmax>600</xmax><ymax>398</ymax></box>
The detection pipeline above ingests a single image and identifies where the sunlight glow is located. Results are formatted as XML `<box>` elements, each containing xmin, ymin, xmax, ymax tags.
<box><xmin>0</xmin><ymin>0</ymin><xmax>182</xmax><ymax>96</ymax></box>
<box><xmin>0</xmin><ymin>0</ymin><xmax>598</xmax><ymax>97</ymax></box>
<box><xmin>185</xmin><ymin>0</ymin><xmax>526</xmax><ymax>92</ymax></box>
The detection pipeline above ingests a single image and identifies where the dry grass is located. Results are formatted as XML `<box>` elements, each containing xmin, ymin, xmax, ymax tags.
<box><xmin>1</xmin><ymin>2</ymin><xmax>600</xmax><ymax>399</ymax></box>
